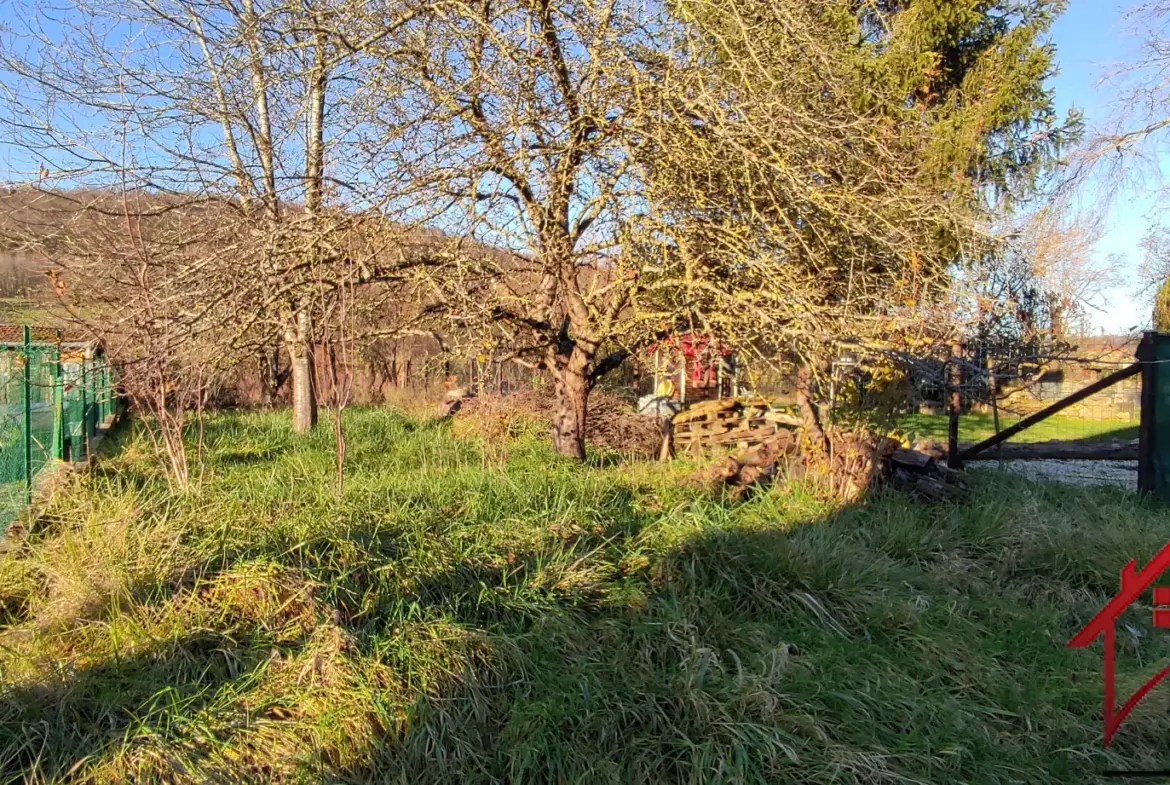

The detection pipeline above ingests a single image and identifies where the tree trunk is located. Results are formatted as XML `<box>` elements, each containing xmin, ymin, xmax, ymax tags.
<box><xmin>258</xmin><ymin>349</ymin><xmax>274</xmax><ymax>408</ymax></box>
<box><xmin>796</xmin><ymin>364</ymin><xmax>829</xmax><ymax>456</ymax></box>
<box><xmin>551</xmin><ymin>359</ymin><xmax>589</xmax><ymax>460</ymax></box>
<box><xmin>287</xmin><ymin>309</ymin><xmax>316</xmax><ymax>433</ymax></box>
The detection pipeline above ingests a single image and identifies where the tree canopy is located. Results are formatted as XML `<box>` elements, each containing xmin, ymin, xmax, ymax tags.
<box><xmin>0</xmin><ymin>0</ymin><xmax>1082</xmax><ymax>460</ymax></box>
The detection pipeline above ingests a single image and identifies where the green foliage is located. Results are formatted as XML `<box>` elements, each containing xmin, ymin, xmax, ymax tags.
<box><xmin>856</xmin><ymin>0</ymin><xmax>1080</xmax><ymax>202</ymax></box>
<box><xmin>689</xmin><ymin>0</ymin><xmax>1079</xmax><ymax>203</ymax></box>
<box><xmin>0</xmin><ymin>408</ymin><xmax>1166</xmax><ymax>782</ymax></box>
<box><xmin>1154</xmin><ymin>277</ymin><xmax>1170</xmax><ymax>332</ymax></box>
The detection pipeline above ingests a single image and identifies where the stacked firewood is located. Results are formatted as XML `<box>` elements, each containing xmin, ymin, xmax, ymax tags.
<box><xmin>884</xmin><ymin>445</ymin><xmax>964</xmax><ymax>501</ymax></box>
<box><xmin>698</xmin><ymin>429</ymin><xmax>963</xmax><ymax>502</ymax></box>
<box><xmin>672</xmin><ymin>397</ymin><xmax>803</xmax><ymax>455</ymax></box>
<box><xmin>695</xmin><ymin>429</ymin><xmax>801</xmax><ymax>500</ymax></box>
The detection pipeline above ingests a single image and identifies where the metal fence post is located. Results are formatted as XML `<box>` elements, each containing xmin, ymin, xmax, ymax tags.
<box><xmin>86</xmin><ymin>355</ymin><xmax>96</xmax><ymax>439</ymax></box>
<box><xmin>79</xmin><ymin>356</ymin><xmax>88</xmax><ymax>459</ymax></box>
<box><xmin>947</xmin><ymin>339</ymin><xmax>963</xmax><ymax>470</ymax></box>
<box><xmin>52</xmin><ymin>342</ymin><xmax>63</xmax><ymax>461</ymax></box>
<box><xmin>101</xmin><ymin>361</ymin><xmax>109</xmax><ymax>421</ymax></box>
<box><xmin>1138</xmin><ymin>332</ymin><xmax>1157</xmax><ymax>495</ymax></box>
<box><xmin>95</xmin><ymin>359</ymin><xmax>103</xmax><ymax>423</ymax></box>
<box><xmin>22</xmin><ymin>326</ymin><xmax>31</xmax><ymax>504</ymax></box>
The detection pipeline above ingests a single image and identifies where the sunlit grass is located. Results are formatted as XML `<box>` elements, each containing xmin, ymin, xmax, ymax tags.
<box><xmin>0</xmin><ymin>407</ymin><xmax>1167</xmax><ymax>783</ymax></box>
<box><xmin>900</xmin><ymin>411</ymin><xmax>1138</xmax><ymax>444</ymax></box>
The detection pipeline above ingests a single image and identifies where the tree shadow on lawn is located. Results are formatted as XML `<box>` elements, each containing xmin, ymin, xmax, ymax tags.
<box><xmin>6</xmin><ymin>473</ymin><xmax>1142</xmax><ymax>783</ymax></box>
<box><xmin>215</xmin><ymin>447</ymin><xmax>280</xmax><ymax>466</ymax></box>
<box><xmin>0</xmin><ymin>628</ymin><xmax>284</xmax><ymax>781</ymax></box>
<box><xmin>338</xmin><ymin>486</ymin><xmax>1141</xmax><ymax>784</ymax></box>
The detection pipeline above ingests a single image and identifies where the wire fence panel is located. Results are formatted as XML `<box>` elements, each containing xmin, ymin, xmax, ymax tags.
<box><xmin>893</xmin><ymin>337</ymin><xmax>1141</xmax><ymax>450</ymax></box>
<box><xmin>0</xmin><ymin>348</ymin><xmax>28</xmax><ymax>524</ymax></box>
<box><xmin>27</xmin><ymin>340</ymin><xmax>57</xmax><ymax>482</ymax></box>
<box><xmin>62</xmin><ymin>356</ymin><xmax>86</xmax><ymax>462</ymax></box>
<box><xmin>0</xmin><ymin>326</ymin><xmax>117</xmax><ymax>528</ymax></box>
<box><xmin>886</xmin><ymin>336</ymin><xmax>1144</xmax><ymax>489</ymax></box>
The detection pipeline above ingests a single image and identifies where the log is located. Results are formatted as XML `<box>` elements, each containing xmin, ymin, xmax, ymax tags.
<box><xmin>960</xmin><ymin>439</ymin><xmax>1138</xmax><ymax>461</ymax></box>
<box><xmin>914</xmin><ymin>475</ymin><xmax>959</xmax><ymax>502</ymax></box>
<box><xmin>889</xmin><ymin>448</ymin><xmax>935</xmax><ymax>470</ymax></box>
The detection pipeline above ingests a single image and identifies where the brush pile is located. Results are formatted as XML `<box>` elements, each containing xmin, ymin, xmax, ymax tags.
<box><xmin>451</xmin><ymin>390</ymin><xmax>664</xmax><ymax>457</ymax></box>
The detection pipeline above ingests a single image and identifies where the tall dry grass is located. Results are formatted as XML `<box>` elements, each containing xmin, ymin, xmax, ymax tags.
<box><xmin>0</xmin><ymin>407</ymin><xmax>1166</xmax><ymax>782</ymax></box>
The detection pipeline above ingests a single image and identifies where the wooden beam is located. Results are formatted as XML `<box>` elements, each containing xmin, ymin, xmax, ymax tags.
<box><xmin>959</xmin><ymin>361</ymin><xmax>1142</xmax><ymax>462</ymax></box>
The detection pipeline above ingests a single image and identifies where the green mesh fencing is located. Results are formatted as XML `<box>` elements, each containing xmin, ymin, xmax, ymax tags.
<box><xmin>0</xmin><ymin>327</ymin><xmax>118</xmax><ymax>528</ymax></box>
<box><xmin>62</xmin><ymin>358</ymin><xmax>86</xmax><ymax>463</ymax></box>
<box><xmin>0</xmin><ymin>350</ymin><xmax>26</xmax><ymax>524</ymax></box>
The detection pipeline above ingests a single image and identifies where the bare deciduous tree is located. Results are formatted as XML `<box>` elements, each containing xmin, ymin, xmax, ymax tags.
<box><xmin>0</xmin><ymin>0</ymin><xmax>438</xmax><ymax>433</ymax></box>
<box><xmin>368</xmin><ymin>0</ymin><xmax>977</xmax><ymax>459</ymax></box>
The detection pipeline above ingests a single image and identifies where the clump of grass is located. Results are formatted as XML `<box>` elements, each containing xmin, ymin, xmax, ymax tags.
<box><xmin>0</xmin><ymin>406</ymin><xmax>1168</xmax><ymax>783</ymax></box>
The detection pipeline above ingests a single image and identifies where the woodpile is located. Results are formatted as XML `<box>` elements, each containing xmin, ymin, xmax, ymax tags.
<box><xmin>672</xmin><ymin>397</ymin><xmax>802</xmax><ymax>455</ymax></box>
<box><xmin>698</xmin><ymin>430</ymin><xmax>963</xmax><ymax>502</ymax></box>
<box><xmin>884</xmin><ymin>446</ymin><xmax>964</xmax><ymax>501</ymax></box>
<box><xmin>695</xmin><ymin>429</ymin><xmax>800</xmax><ymax>500</ymax></box>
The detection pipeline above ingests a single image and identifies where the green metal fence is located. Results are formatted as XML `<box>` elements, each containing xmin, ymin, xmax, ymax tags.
<box><xmin>0</xmin><ymin>326</ymin><xmax>118</xmax><ymax>526</ymax></box>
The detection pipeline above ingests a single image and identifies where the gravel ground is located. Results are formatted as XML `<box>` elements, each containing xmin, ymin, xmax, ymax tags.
<box><xmin>971</xmin><ymin>459</ymin><xmax>1138</xmax><ymax>489</ymax></box>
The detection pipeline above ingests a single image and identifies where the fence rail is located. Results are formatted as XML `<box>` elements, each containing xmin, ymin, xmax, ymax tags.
<box><xmin>0</xmin><ymin>326</ymin><xmax>117</xmax><ymax>525</ymax></box>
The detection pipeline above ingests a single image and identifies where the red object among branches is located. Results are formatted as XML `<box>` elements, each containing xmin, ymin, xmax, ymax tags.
<box><xmin>646</xmin><ymin>332</ymin><xmax>733</xmax><ymax>400</ymax></box>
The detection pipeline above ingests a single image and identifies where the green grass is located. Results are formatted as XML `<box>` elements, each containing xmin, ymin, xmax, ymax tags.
<box><xmin>900</xmin><ymin>411</ymin><xmax>1139</xmax><ymax>445</ymax></box>
<box><xmin>1</xmin><ymin>407</ymin><xmax>1170</xmax><ymax>783</ymax></box>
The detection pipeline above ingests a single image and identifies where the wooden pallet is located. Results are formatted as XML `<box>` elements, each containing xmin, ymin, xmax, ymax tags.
<box><xmin>672</xmin><ymin>398</ymin><xmax>802</xmax><ymax>455</ymax></box>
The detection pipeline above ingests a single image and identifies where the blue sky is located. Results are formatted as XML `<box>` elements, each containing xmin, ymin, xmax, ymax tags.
<box><xmin>1049</xmin><ymin>0</ymin><xmax>1156</xmax><ymax>334</ymax></box>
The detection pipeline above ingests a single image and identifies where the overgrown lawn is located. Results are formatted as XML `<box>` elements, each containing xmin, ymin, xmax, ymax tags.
<box><xmin>1</xmin><ymin>408</ymin><xmax>1168</xmax><ymax>783</ymax></box>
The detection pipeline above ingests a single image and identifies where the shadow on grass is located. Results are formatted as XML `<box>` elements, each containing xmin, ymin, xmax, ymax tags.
<box><xmin>0</xmin><ymin>629</ymin><xmax>284</xmax><ymax>780</ymax></box>
<box><xmin>217</xmin><ymin>448</ymin><xmax>279</xmax><ymax>466</ymax></box>
<box><xmin>7</xmin><ymin>409</ymin><xmax>1141</xmax><ymax>783</ymax></box>
<box><xmin>584</xmin><ymin>450</ymin><xmax>631</xmax><ymax>469</ymax></box>
<box><xmin>338</xmin><ymin>485</ymin><xmax>1135</xmax><ymax>784</ymax></box>
<box><xmin>92</xmin><ymin>415</ymin><xmax>135</xmax><ymax>460</ymax></box>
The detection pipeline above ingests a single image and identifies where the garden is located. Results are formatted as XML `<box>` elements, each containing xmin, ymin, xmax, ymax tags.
<box><xmin>1</xmin><ymin>408</ymin><xmax>1169</xmax><ymax>782</ymax></box>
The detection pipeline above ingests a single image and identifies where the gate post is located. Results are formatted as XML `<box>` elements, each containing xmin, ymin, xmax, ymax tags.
<box><xmin>79</xmin><ymin>356</ymin><xmax>88</xmax><ymax>459</ymax></box>
<box><xmin>52</xmin><ymin>342</ymin><xmax>63</xmax><ymax>461</ymax></box>
<box><xmin>947</xmin><ymin>340</ymin><xmax>963</xmax><ymax>469</ymax></box>
<box><xmin>1138</xmin><ymin>332</ymin><xmax>1161</xmax><ymax>496</ymax></box>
